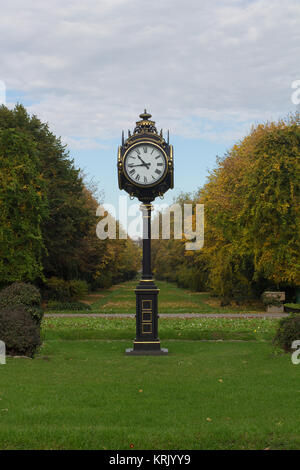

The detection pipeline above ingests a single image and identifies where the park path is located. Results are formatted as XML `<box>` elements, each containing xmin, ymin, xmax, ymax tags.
<box><xmin>44</xmin><ymin>312</ymin><xmax>288</xmax><ymax>319</ymax></box>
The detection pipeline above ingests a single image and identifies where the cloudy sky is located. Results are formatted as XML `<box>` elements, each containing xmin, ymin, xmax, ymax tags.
<box><xmin>2</xmin><ymin>0</ymin><xmax>300</xmax><ymax>211</ymax></box>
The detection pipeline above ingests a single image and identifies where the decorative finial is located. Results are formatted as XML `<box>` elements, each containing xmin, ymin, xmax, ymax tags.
<box><xmin>122</xmin><ymin>130</ymin><xmax>124</xmax><ymax>145</ymax></box>
<box><xmin>139</xmin><ymin>109</ymin><xmax>152</xmax><ymax>120</ymax></box>
<box><xmin>134</xmin><ymin>109</ymin><xmax>157</xmax><ymax>135</ymax></box>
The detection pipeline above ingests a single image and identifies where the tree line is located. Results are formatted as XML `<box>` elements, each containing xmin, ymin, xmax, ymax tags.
<box><xmin>152</xmin><ymin>113</ymin><xmax>300</xmax><ymax>303</ymax></box>
<box><xmin>0</xmin><ymin>104</ymin><xmax>140</xmax><ymax>291</ymax></box>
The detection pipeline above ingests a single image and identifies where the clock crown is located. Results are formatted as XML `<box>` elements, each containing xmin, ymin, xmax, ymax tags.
<box><xmin>134</xmin><ymin>109</ymin><xmax>158</xmax><ymax>135</ymax></box>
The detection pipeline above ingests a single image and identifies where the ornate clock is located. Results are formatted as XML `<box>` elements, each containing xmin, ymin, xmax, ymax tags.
<box><xmin>118</xmin><ymin>110</ymin><xmax>173</xmax><ymax>203</ymax></box>
<box><xmin>117</xmin><ymin>110</ymin><xmax>174</xmax><ymax>355</ymax></box>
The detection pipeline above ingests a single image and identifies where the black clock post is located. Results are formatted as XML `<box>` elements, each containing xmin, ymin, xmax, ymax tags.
<box><xmin>117</xmin><ymin>110</ymin><xmax>173</xmax><ymax>355</ymax></box>
<box><xmin>131</xmin><ymin>201</ymin><xmax>166</xmax><ymax>355</ymax></box>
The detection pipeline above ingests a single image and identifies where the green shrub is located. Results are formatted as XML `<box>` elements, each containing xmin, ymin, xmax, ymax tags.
<box><xmin>44</xmin><ymin>277</ymin><xmax>70</xmax><ymax>301</ymax></box>
<box><xmin>273</xmin><ymin>314</ymin><xmax>300</xmax><ymax>352</ymax></box>
<box><xmin>44</xmin><ymin>278</ymin><xmax>89</xmax><ymax>301</ymax></box>
<box><xmin>47</xmin><ymin>300</ymin><xmax>91</xmax><ymax>311</ymax></box>
<box><xmin>67</xmin><ymin>280</ymin><xmax>88</xmax><ymax>299</ymax></box>
<box><xmin>284</xmin><ymin>303</ymin><xmax>300</xmax><ymax>311</ymax></box>
<box><xmin>176</xmin><ymin>267</ymin><xmax>208</xmax><ymax>292</ymax></box>
<box><xmin>0</xmin><ymin>282</ymin><xmax>43</xmax><ymax>325</ymax></box>
<box><xmin>0</xmin><ymin>305</ymin><xmax>41</xmax><ymax>357</ymax></box>
<box><xmin>93</xmin><ymin>272</ymin><xmax>113</xmax><ymax>289</ymax></box>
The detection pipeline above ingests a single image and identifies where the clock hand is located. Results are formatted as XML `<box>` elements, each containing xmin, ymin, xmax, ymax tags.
<box><xmin>128</xmin><ymin>163</ymin><xmax>150</xmax><ymax>169</ymax></box>
<box><xmin>137</xmin><ymin>155</ymin><xmax>150</xmax><ymax>166</ymax></box>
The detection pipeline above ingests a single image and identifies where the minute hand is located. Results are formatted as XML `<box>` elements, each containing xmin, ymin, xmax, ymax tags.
<box><xmin>128</xmin><ymin>163</ymin><xmax>150</xmax><ymax>168</ymax></box>
<box><xmin>137</xmin><ymin>155</ymin><xmax>150</xmax><ymax>166</ymax></box>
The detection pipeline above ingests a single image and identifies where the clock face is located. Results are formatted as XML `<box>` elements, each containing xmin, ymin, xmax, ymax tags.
<box><xmin>124</xmin><ymin>143</ymin><xmax>167</xmax><ymax>186</ymax></box>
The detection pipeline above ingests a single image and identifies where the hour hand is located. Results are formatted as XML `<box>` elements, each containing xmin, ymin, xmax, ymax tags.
<box><xmin>137</xmin><ymin>155</ymin><xmax>150</xmax><ymax>167</ymax></box>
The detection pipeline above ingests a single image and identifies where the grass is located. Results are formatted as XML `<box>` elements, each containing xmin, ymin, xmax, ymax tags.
<box><xmin>1</xmin><ymin>288</ymin><xmax>295</xmax><ymax>450</ymax></box>
<box><xmin>0</xmin><ymin>334</ymin><xmax>299</xmax><ymax>450</ymax></box>
<box><xmin>42</xmin><ymin>316</ymin><xmax>277</xmax><ymax>341</ymax></box>
<box><xmin>46</xmin><ymin>280</ymin><xmax>264</xmax><ymax>314</ymax></box>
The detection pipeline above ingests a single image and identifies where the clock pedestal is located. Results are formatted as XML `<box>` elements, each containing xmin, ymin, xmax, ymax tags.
<box><xmin>119</xmin><ymin>110</ymin><xmax>172</xmax><ymax>356</ymax></box>
<box><xmin>125</xmin><ymin>203</ymin><xmax>168</xmax><ymax>356</ymax></box>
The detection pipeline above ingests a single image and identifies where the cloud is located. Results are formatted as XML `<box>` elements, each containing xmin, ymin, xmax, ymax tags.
<box><xmin>1</xmin><ymin>0</ymin><xmax>299</xmax><ymax>146</ymax></box>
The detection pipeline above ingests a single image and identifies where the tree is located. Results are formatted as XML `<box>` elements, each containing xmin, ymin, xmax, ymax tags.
<box><xmin>73</xmin><ymin>188</ymin><xmax>141</xmax><ymax>288</ymax></box>
<box><xmin>199</xmin><ymin>114</ymin><xmax>300</xmax><ymax>297</ymax></box>
<box><xmin>0</xmin><ymin>104</ymin><xmax>93</xmax><ymax>280</ymax></box>
<box><xmin>152</xmin><ymin>113</ymin><xmax>300</xmax><ymax>300</ymax></box>
<box><xmin>0</xmin><ymin>128</ymin><xmax>47</xmax><ymax>283</ymax></box>
<box><xmin>0</xmin><ymin>104</ymin><xmax>141</xmax><ymax>286</ymax></box>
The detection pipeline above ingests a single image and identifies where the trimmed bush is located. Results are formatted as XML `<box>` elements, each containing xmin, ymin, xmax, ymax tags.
<box><xmin>44</xmin><ymin>277</ymin><xmax>70</xmax><ymax>301</ymax></box>
<box><xmin>0</xmin><ymin>282</ymin><xmax>43</xmax><ymax>325</ymax></box>
<box><xmin>0</xmin><ymin>305</ymin><xmax>41</xmax><ymax>357</ymax></box>
<box><xmin>67</xmin><ymin>280</ymin><xmax>88</xmax><ymax>299</ymax></box>
<box><xmin>284</xmin><ymin>303</ymin><xmax>300</xmax><ymax>313</ymax></box>
<box><xmin>47</xmin><ymin>300</ymin><xmax>91</xmax><ymax>311</ymax></box>
<box><xmin>273</xmin><ymin>314</ymin><xmax>300</xmax><ymax>352</ymax></box>
<box><xmin>176</xmin><ymin>267</ymin><xmax>208</xmax><ymax>292</ymax></box>
<box><xmin>44</xmin><ymin>278</ymin><xmax>89</xmax><ymax>301</ymax></box>
<box><xmin>93</xmin><ymin>272</ymin><xmax>113</xmax><ymax>289</ymax></box>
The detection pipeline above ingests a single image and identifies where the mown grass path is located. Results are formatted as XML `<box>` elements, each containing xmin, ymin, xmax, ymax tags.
<box><xmin>47</xmin><ymin>280</ymin><xmax>269</xmax><ymax>315</ymax></box>
<box><xmin>45</xmin><ymin>313</ymin><xmax>287</xmax><ymax>318</ymax></box>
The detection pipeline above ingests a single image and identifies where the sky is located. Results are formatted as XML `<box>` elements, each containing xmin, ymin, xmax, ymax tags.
<box><xmin>1</xmin><ymin>0</ymin><xmax>300</xmax><ymax>214</ymax></box>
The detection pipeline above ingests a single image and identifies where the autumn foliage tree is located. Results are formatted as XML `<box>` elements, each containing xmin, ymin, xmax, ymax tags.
<box><xmin>75</xmin><ymin>187</ymin><xmax>140</xmax><ymax>289</ymax></box>
<box><xmin>0</xmin><ymin>104</ymin><xmax>140</xmax><ymax>288</ymax></box>
<box><xmin>153</xmin><ymin>114</ymin><xmax>300</xmax><ymax>301</ymax></box>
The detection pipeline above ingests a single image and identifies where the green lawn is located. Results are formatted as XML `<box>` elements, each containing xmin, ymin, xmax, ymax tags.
<box><xmin>1</xmin><ymin>297</ymin><xmax>296</xmax><ymax>450</ymax></box>
<box><xmin>48</xmin><ymin>280</ymin><xmax>264</xmax><ymax>314</ymax></box>
<box><xmin>43</xmin><ymin>316</ymin><xmax>277</xmax><ymax>341</ymax></box>
<box><xmin>0</xmin><ymin>325</ymin><xmax>299</xmax><ymax>450</ymax></box>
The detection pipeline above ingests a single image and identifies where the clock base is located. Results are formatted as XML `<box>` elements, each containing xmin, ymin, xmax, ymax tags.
<box><xmin>125</xmin><ymin>347</ymin><xmax>168</xmax><ymax>356</ymax></box>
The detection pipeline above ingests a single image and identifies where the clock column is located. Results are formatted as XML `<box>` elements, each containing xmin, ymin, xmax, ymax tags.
<box><xmin>125</xmin><ymin>202</ymin><xmax>168</xmax><ymax>355</ymax></box>
<box><xmin>119</xmin><ymin>110</ymin><xmax>172</xmax><ymax>356</ymax></box>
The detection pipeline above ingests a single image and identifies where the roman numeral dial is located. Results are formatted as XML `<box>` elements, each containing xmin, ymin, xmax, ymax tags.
<box><xmin>124</xmin><ymin>143</ymin><xmax>167</xmax><ymax>186</ymax></box>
